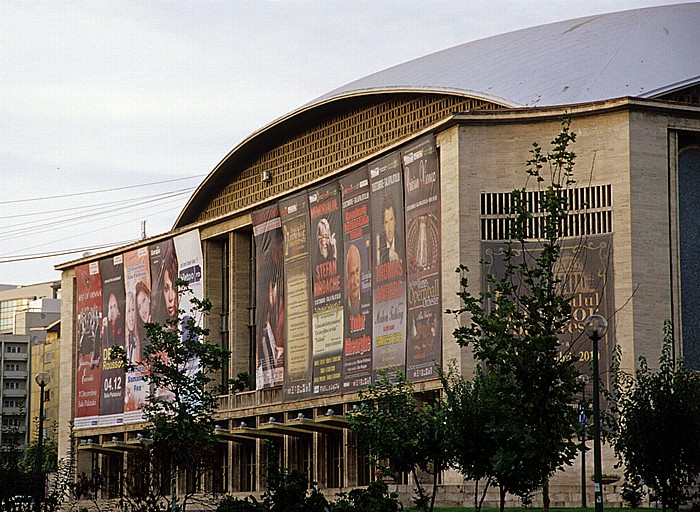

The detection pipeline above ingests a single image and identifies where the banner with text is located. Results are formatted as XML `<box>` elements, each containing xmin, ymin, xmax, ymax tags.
<box><xmin>123</xmin><ymin>247</ymin><xmax>151</xmax><ymax>421</ymax></box>
<box><xmin>99</xmin><ymin>255</ymin><xmax>126</xmax><ymax>424</ymax></box>
<box><xmin>402</xmin><ymin>136</ymin><xmax>442</xmax><ymax>382</ymax></box>
<box><xmin>253</xmin><ymin>205</ymin><xmax>286</xmax><ymax>389</ymax></box>
<box><xmin>340</xmin><ymin>167</ymin><xmax>373</xmax><ymax>390</ymax></box>
<box><xmin>370</xmin><ymin>152</ymin><xmax>407</xmax><ymax>380</ymax></box>
<box><xmin>309</xmin><ymin>181</ymin><xmax>345</xmax><ymax>395</ymax></box>
<box><xmin>481</xmin><ymin>234</ymin><xmax>614</xmax><ymax>391</ymax></box>
<box><xmin>280</xmin><ymin>193</ymin><xmax>314</xmax><ymax>400</ymax></box>
<box><xmin>75</xmin><ymin>262</ymin><xmax>102</xmax><ymax>427</ymax></box>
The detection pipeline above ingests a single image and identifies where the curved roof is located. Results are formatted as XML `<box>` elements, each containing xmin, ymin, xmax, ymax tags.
<box><xmin>176</xmin><ymin>3</ymin><xmax>700</xmax><ymax>228</ymax></box>
<box><xmin>310</xmin><ymin>2</ymin><xmax>700</xmax><ymax>108</ymax></box>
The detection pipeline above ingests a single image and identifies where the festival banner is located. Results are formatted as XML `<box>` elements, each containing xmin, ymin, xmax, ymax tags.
<box><xmin>123</xmin><ymin>247</ymin><xmax>151</xmax><ymax>419</ymax></box>
<box><xmin>369</xmin><ymin>152</ymin><xmax>407</xmax><ymax>380</ymax></box>
<box><xmin>340</xmin><ymin>167</ymin><xmax>373</xmax><ymax>390</ymax></box>
<box><xmin>252</xmin><ymin>204</ymin><xmax>285</xmax><ymax>389</ymax></box>
<box><xmin>309</xmin><ymin>181</ymin><xmax>344</xmax><ymax>395</ymax></box>
<box><xmin>280</xmin><ymin>194</ymin><xmax>314</xmax><ymax>400</ymax></box>
<box><xmin>75</xmin><ymin>262</ymin><xmax>102</xmax><ymax>426</ymax></box>
<box><xmin>402</xmin><ymin>136</ymin><xmax>442</xmax><ymax>382</ymax></box>
<box><xmin>98</xmin><ymin>254</ymin><xmax>126</xmax><ymax>423</ymax></box>
<box><xmin>481</xmin><ymin>234</ymin><xmax>614</xmax><ymax>391</ymax></box>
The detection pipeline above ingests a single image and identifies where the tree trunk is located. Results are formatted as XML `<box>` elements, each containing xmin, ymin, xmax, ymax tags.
<box><xmin>430</xmin><ymin>468</ymin><xmax>439</xmax><ymax>512</ymax></box>
<box><xmin>171</xmin><ymin>461</ymin><xmax>178</xmax><ymax>512</ymax></box>
<box><xmin>474</xmin><ymin>479</ymin><xmax>479</xmax><ymax>512</ymax></box>
<box><xmin>543</xmin><ymin>478</ymin><xmax>550</xmax><ymax>512</ymax></box>
<box><xmin>500</xmin><ymin>484</ymin><xmax>506</xmax><ymax>512</ymax></box>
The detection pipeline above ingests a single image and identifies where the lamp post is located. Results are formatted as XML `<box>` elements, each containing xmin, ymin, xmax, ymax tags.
<box><xmin>34</xmin><ymin>371</ymin><xmax>51</xmax><ymax>512</ymax></box>
<box><xmin>577</xmin><ymin>373</ymin><xmax>590</xmax><ymax>508</ymax></box>
<box><xmin>584</xmin><ymin>315</ymin><xmax>607</xmax><ymax>512</ymax></box>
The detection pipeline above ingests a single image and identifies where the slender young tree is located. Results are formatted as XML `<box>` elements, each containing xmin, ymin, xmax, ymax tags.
<box><xmin>349</xmin><ymin>372</ymin><xmax>450</xmax><ymax>512</ymax></box>
<box><xmin>448</xmin><ymin>119</ymin><xmax>583</xmax><ymax>512</ymax></box>
<box><xmin>606</xmin><ymin>320</ymin><xmax>700</xmax><ymax>512</ymax></box>
<box><xmin>112</xmin><ymin>281</ymin><xmax>228</xmax><ymax>512</ymax></box>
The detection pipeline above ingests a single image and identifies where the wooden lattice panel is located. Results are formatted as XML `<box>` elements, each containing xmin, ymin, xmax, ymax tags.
<box><xmin>197</xmin><ymin>94</ymin><xmax>497</xmax><ymax>223</ymax></box>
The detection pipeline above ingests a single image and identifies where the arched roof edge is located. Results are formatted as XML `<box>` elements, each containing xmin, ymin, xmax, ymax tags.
<box><xmin>174</xmin><ymin>89</ymin><xmax>509</xmax><ymax>229</ymax></box>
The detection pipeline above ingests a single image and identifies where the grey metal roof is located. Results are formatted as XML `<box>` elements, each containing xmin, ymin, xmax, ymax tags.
<box><xmin>174</xmin><ymin>3</ymin><xmax>700</xmax><ymax>229</ymax></box>
<box><xmin>309</xmin><ymin>2</ymin><xmax>700</xmax><ymax>108</ymax></box>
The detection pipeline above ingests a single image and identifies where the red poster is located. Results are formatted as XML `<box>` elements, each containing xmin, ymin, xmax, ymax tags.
<box><xmin>75</xmin><ymin>262</ymin><xmax>102</xmax><ymax>424</ymax></box>
<box><xmin>340</xmin><ymin>168</ymin><xmax>373</xmax><ymax>390</ymax></box>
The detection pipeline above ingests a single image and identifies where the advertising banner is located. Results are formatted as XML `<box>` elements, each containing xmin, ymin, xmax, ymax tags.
<box><xmin>280</xmin><ymin>194</ymin><xmax>314</xmax><ymax>400</ymax></box>
<box><xmin>98</xmin><ymin>255</ymin><xmax>126</xmax><ymax>423</ymax></box>
<box><xmin>481</xmin><ymin>234</ymin><xmax>614</xmax><ymax>391</ymax></box>
<box><xmin>252</xmin><ymin>205</ymin><xmax>285</xmax><ymax>389</ymax></box>
<box><xmin>340</xmin><ymin>167</ymin><xmax>373</xmax><ymax>390</ymax></box>
<box><xmin>123</xmin><ymin>247</ymin><xmax>151</xmax><ymax>419</ymax></box>
<box><xmin>149</xmin><ymin>239</ymin><xmax>177</xmax><ymax>327</ymax></box>
<box><xmin>309</xmin><ymin>182</ymin><xmax>344</xmax><ymax>395</ymax></box>
<box><xmin>402</xmin><ymin>136</ymin><xmax>442</xmax><ymax>382</ymax></box>
<box><xmin>75</xmin><ymin>262</ymin><xmax>102</xmax><ymax>426</ymax></box>
<box><xmin>369</xmin><ymin>152</ymin><xmax>407</xmax><ymax>380</ymax></box>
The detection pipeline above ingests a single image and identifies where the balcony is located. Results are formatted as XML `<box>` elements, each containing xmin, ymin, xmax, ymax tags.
<box><xmin>2</xmin><ymin>406</ymin><xmax>24</xmax><ymax>415</ymax></box>
<box><xmin>2</xmin><ymin>389</ymin><xmax>27</xmax><ymax>398</ymax></box>
<box><xmin>3</xmin><ymin>370</ymin><xmax>27</xmax><ymax>379</ymax></box>
<box><xmin>3</xmin><ymin>352</ymin><xmax>28</xmax><ymax>361</ymax></box>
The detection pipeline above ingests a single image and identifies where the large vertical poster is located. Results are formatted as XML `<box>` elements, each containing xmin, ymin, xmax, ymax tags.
<box><xmin>280</xmin><ymin>194</ymin><xmax>314</xmax><ymax>400</ymax></box>
<box><xmin>123</xmin><ymin>247</ymin><xmax>151</xmax><ymax>418</ymax></box>
<box><xmin>99</xmin><ymin>255</ymin><xmax>126</xmax><ymax>423</ymax></box>
<box><xmin>370</xmin><ymin>152</ymin><xmax>407</xmax><ymax>380</ymax></box>
<box><xmin>340</xmin><ymin>168</ymin><xmax>373</xmax><ymax>390</ymax></box>
<box><xmin>253</xmin><ymin>205</ymin><xmax>286</xmax><ymax>389</ymax></box>
<box><xmin>402</xmin><ymin>137</ymin><xmax>442</xmax><ymax>382</ymax></box>
<box><xmin>481</xmin><ymin>234</ymin><xmax>614</xmax><ymax>388</ymax></box>
<box><xmin>75</xmin><ymin>262</ymin><xmax>102</xmax><ymax>426</ymax></box>
<box><xmin>309</xmin><ymin>182</ymin><xmax>344</xmax><ymax>395</ymax></box>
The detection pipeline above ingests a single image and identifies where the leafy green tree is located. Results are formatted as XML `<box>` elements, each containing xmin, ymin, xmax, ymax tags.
<box><xmin>112</xmin><ymin>281</ymin><xmax>229</xmax><ymax>512</ymax></box>
<box><xmin>348</xmin><ymin>372</ymin><xmax>449</xmax><ymax>512</ymax></box>
<box><xmin>0</xmin><ymin>424</ymin><xmax>33</xmax><ymax>502</ymax></box>
<box><xmin>448</xmin><ymin>119</ymin><xmax>582</xmax><ymax>512</ymax></box>
<box><xmin>606</xmin><ymin>320</ymin><xmax>700</xmax><ymax>512</ymax></box>
<box><xmin>20</xmin><ymin>420</ymin><xmax>58</xmax><ymax>474</ymax></box>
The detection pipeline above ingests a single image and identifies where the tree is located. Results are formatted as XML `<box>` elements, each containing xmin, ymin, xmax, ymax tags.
<box><xmin>448</xmin><ymin>119</ymin><xmax>582</xmax><ymax>512</ymax></box>
<box><xmin>348</xmin><ymin>372</ymin><xmax>449</xmax><ymax>512</ymax></box>
<box><xmin>112</xmin><ymin>281</ymin><xmax>229</xmax><ymax>512</ymax></box>
<box><xmin>606</xmin><ymin>320</ymin><xmax>700</xmax><ymax>512</ymax></box>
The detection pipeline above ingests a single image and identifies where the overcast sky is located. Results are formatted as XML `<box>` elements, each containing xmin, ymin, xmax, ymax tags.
<box><xmin>0</xmin><ymin>0</ymin><xmax>690</xmax><ymax>286</ymax></box>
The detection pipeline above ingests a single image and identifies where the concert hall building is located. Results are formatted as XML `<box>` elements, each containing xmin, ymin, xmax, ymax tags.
<box><xmin>56</xmin><ymin>3</ymin><xmax>700</xmax><ymax>506</ymax></box>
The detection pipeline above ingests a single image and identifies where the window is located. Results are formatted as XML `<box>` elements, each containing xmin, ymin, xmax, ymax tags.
<box><xmin>4</xmin><ymin>381</ymin><xmax>21</xmax><ymax>389</ymax></box>
<box><xmin>5</xmin><ymin>345</ymin><xmax>20</xmax><ymax>353</ymax></box>
<box><xmin>5</xmin><ymin>363</ymin><xmax>18</xmax><ymax>371</ymax></box>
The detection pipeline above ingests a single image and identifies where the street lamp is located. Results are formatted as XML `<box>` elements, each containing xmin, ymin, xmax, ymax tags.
<box><xmin>577</xmin><ymin>373</ymin><xmax>590</xmax><ymax>508</ymax></box>
<box><xmin>584</xmin><ymin>315</ymin><xmax>607</xmax><ymax>512</ymax></box>
<box><xmin>34</xmin><ymin>371</ymin><xmax>50</xmax><ymax>512</ymax></box>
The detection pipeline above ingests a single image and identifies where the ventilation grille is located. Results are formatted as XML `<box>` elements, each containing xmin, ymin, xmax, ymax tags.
<box><xmin>480</xmin><ymin>185</ymin><xmax>613</xmax><ymax>241</ymax></box>
<box><xmin>198</xmin><ymin>94</ymin><xmax>497</xmax><ymax>222</ymax></box>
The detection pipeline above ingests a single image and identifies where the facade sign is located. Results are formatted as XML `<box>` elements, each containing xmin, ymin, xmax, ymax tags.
<box><xmin>75</xmin><ymin>262</ymin><xmax>102</xmax><ymax>427</ymax></box>
<box><xmin>481</xmin><ymin>234</ymin><xmax>614</xmax><ymax>389</ymax></box>
<box><xmin>309</xmin><ymin>181</ymin><xmax>344</xmax><ymax>395</ymax></box>
<box><xmin>280</xmin><ymin>193</ymin><xmax>314</xmax><ymax>400</ymax></box>
<box><xmin>252</xmin><ymin>205</ymin><xmax>286</xmax><ymax>389</ymax></box>
<box><xmin>340</xmin><ymin>167</ymin><xmax>373</xmax><ymax>390</ymax></box>
<box><xmin>98</xmin><ymin>255</ymin><xmax>126</xmax><ymax>423</ymax></box>
<box><xmin>369</xmin><ymin>152</ymin><xmax>407</xmax><ymax>380</ymax></box>
<box><xmin>74</xmin><ymin>230</ymin><xmax>203</xmax><ymax>428</ymax></box>
<box><xmin>123</xmin><ymin>247</ymin><xmax>151</xmax><ymax>420</ymax></box>
<box><xmin>402</xmin><ymin>136</ymin><xmax>442</xmax><ymax>382</ymax></box>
